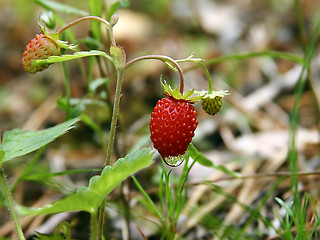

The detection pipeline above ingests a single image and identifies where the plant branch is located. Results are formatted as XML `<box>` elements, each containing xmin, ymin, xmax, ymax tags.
<box><xmin>90</xmin><ymin>210</ymin><xmax>98</xmax><ymax>240</ymax></box>
<box><xmin>57</xmin><ymin>16</ymin><xmax>110</xmax><ymax>35</ymax></box>
<box><xmin>57</xmin><ymin>16</ymin><xmax>116</xmax><ymax>45</ymax></box>
<box><xmin>105</xmin><ymin>68</ymin><xmax>125</xmax><ymax>166</ymax></box>
<box><xmin>124</xmin><ymin>55</ymin><xmax>185</xmax><ymax>94</ymax></box>
<box><xmin>198</xmin><ymin>61</ymin><xmax>213</xmax><ymax>93</ymax></box>
<box><xmin>0</xmin><ymin>166</ymin><xmax>25</xmax><ymax>240</ymax></box>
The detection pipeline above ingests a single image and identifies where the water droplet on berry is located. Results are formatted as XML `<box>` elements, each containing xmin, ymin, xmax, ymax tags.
<box><xmin>163</xmin><ymin>154</ymin><xmax>185</xmax><ymax>167</ymax></box>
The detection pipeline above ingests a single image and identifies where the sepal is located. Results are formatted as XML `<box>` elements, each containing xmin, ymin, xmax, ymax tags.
<box><xmin>38</xmin><ymin>23</ymin><xmax>78</xmax><ymax>51</ymax></box>
<box><xmin>195</xmin><ymin>90</ymin><xmax>230</xmax><ymax>99</ymax></box>
<box><xmin>161</xmin><ymin>77</ymin><xmax>205</xmax><ymax>103</ymax></box>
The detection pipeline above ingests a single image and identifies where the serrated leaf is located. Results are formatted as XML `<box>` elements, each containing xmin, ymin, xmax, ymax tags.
<box><xmin>17</xmin><ymin>148</ymin><xmax>154</xmax><ymax>215</ymax></box>
<box><xmin>33</xmin><ymin>0</ymin><xmax>89</xmax><ymax>16</ymax></box>
<box><xmin>0</xmin><ymin>118</ymin><xmax>79</xmax><ymax>163</ymax></box>
<box><xmin>188</xmin><ymin>144</ymin><xmax>240</xmax><ymax>178</ymax></box>
<box><xmin>33</xmin><ymin>50</ymin><xmax>113</xmax><ymax>65</ymax></box>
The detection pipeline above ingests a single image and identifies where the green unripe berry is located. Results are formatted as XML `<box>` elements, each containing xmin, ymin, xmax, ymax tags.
<box><xmin>201</xmin><ymin>96</ymin><xmax>222</xmax><ymax>115</ymax></box>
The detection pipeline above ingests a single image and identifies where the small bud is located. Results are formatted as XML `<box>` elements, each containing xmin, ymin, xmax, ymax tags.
<box><xmin>110</xmin><ymin>12</ymin><xmax>119</xmax><ymax>27</ymax></box>
<box><xmin>40</xmin><ymin>11</ymin><xmax>56</xmax><ymax>29</ymax></box>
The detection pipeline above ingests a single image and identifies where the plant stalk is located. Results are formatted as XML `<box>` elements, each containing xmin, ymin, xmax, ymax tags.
<box><xmin>105</xmin><ymin>68</ymin><xmax>125</xmax><ymax>166</ymax></box>
<box><xmin>97</xmin><ymin>68</ymin><xmax>125</xmax><ymax>239</ymax></box>
<box><xmin>90</xmin><ymin>210</ymin><xmax>98</xmax><ymax>240</ymax></box>
<box><xmin>57</xmin><ymin>16</ymin><xmax>110</xmax><ymax>35</ymax></box>
<box><xmin>124</xmin><ymin>55</ymin><xmax>185</xmax><ymax>94</ymax></box>
<box><xmin>0</xmin><ymin>166</ymin><xmax>26</xmax><ymax>240</ymax></box>
<box><xmin>198</xmin><ymin>61</ymin><xmax>213</xmax><ymax>93</ymax></box>
<box><xmin>57</xmin><ymin>16</ymin><xmax>115</xmax><ymax>46</ymax></box>
<box><xmin>97</xmin><ymin>198</ymin><xmax>106</xmax><ymax>240</ymax></box>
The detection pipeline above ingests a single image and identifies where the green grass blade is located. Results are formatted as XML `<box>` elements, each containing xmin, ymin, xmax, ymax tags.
<box><xmin>89</xmin><ymin>0</ymin><xmax>102</xmax><ymax>40</ymax></box>
<box><xmin>288</xmin><ymin>17</ymin><xmax>320</xmax><ymax>198</ymax></box>
<box><xmin>234</xmin><ymin>177</ymin><xmax>284</xmax><ymax>239</ymax></box>
<box><xmin>204</xmin><ymin>51</ymin><xmax>304</xmax><ymax>66</ymax></box>
<box><xmin>132</xmin><ymin>175</ymin><xmax>164</xmax><ymax>223</ymax></box>
<box><xmin>188</xmin><ymin>143</ymin><xmax>240</xmax><ymax>178</ymax></box>
<box><xmin>33</xmin><ymin>0</ymin><xmax>89</xmax><ymax>16</ymax></box>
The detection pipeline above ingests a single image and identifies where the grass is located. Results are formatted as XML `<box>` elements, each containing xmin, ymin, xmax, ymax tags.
<box><xmin>0</xmin><ymin>0</ymin><xmax>319</xmax><ymax>239</ymax></box>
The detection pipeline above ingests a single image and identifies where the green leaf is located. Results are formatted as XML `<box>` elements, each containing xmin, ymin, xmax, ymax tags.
<box><xmin>33</xmin><ymin>0</ymin><xmax>89</xmax><ymax>16</ymax></box>
<box><xmin>33</xmin><ymin>50</ymin><xmax>113</xmax><ymax>65</ymax></box>
<box><xmin>17</xmin><ymin>148</ymin><xmax>154</xmax><ymax>215</ymax></box>
<box><xmin>164</xmin><ymin>60</ymin><xmax>178</xmax><ymax>72</ymax></box>
<box><xmin>89</xmin><ymin>0</ymin><xmax>102</xmax><ymax>40</ymax></box>
<box><xmin>34</xmin><ymin>232</ymin><xmax>66</xmax><ymax>240</ymax></box>
<box><xmin>89</xmin><ymin>77</ymin><xmax>110</xmax><ymax>92</ymax></box>
<box><xmin>188</xmin><ymin>144</ymin><xmax>240</xmax><ymax>178</ymax></box>
<box><xmin>110</xmin><ymin>45</ymin><xmax>126</xmax><ymax>68</ymax></box>
<box><xmin>78</xmin><ymin>37</ymin><xmax>104</xmax><ymax>50</ymax></box>
<box><xmin>107</xmin><ymin>1</ymin><xmax>130</xmax><ymax>21</ymax></box>
<box><xmin>0</xmin><ymin>150</ymin><xmax>4</xmax><ymax>162</ymax></box>
<box><xmin>0</xmin><ymin>118</ymin><xmax>79</xmax><ymax>163</ymax></box>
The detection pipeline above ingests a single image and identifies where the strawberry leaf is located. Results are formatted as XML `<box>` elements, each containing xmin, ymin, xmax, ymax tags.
<box><xmin>0</xmin><ymin>118</ymin><xmax>79</xmax><ymax>163</ymax></box>
<box><xmin>32</xmin><ymin>50</ymin><xmax>113</xmax><ymax>65</ymax></box>
<box><xmin>17</xmin><ymin>148</ymin><xmax>154</xmax><ymax>215</ymax></box>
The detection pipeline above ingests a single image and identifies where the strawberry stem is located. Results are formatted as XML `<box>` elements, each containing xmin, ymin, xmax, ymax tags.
<box><xmin>0</xmin><ymin>165</ymin><xmax>26</xmax><ymax>240</ymax></box>
<box><xmin>124</xmin><ymin>55</ymin><xmax>184</xmax><ymax>94</ymax></box>
<box><xmin>57</xmin><ymin>16</ymin><xmax>116</xmax><ymax>45</ymax></box>
<box><xmin>198</xmin><ymin>61</ymin><xmax>214</xmax><ymax>94</ymax></box>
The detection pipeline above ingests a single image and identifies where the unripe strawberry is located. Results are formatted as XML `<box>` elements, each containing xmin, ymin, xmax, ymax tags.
<box><xmin>201</xmin><ymin>96</ymin><xmax>222</xmax><ymax>115</ymax></box>
<box><xmin>199</xmin><ymin>90</ymin><xmax>229</xmax><ymax>116</ymax></box>
<box><xmin>22</xmin><ymin>33</ymin><xmax>61</xmax><ymax>73</ymax></box>
<box><xmin>150</xmin><ymin>96</ymin><xmax>198</xmax><ymax>166</ymax></box>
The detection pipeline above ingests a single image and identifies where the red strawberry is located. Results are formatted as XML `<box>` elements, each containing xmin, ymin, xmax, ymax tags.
<box><xmin>22</xmin><ymin>33</ymin><xmax>61</xmax><ymax>73</ymax></box>
<box><xmin>150</xmin><ymin>96</ymin><xmax>198</xmax><ymax>166</ymax></box>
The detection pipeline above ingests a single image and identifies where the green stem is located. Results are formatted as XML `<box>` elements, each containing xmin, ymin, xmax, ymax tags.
<box><xmin>0</xmin><ymin>166</ymin><xmax>26</xmax><ymax>240</ymax></box>
<box><xmin>57</xmin><ymin>16</ymin><xmax>115</xmax><ymax>47</ymax></box>
<box><xmin>132</xmin><ymin>175</ymin><xmax>165</xmax><ymax>225</ymax></box>
<box><xmin>124</xmin><ymin>55</ymin><xmax>185</xmax><ymax>94</ymax></box>
<box><xmin>11</xmin><ymin>146</ymin><xmax>48</xmax><ymax>191</ymax></box>
<box><xmin>198</xmin><ymin>62</ymin><xmax>213</xmax><ymax>93</ymax></box>
<box><xmin>90</xmin><ymin>210</ymin><xmax>98</xmax><ymax>240</ymax></box>
<box><xmin>57</xmin><ymin>16</ymin><xmax>110</xmax><ymax>35</ymax></box>
<box><xmin>62</xmin><ymin>62</ymin><xmax>71</xmax><ymax>119</ymax></box>
<box><xmin>97</xmin><ymin>198</ymin><xmax>106</xmax><ymax>240</ymax></box>
<box><xmin>294</xmin><ymin>0</ymin><xmax>307</xmax><ymax>52</ymax></box>
<box><xmin>96</xmin><ymin>68</ymin><xmax>125</xmax><ymax>239</ymax></box>
<box><xmin>105</xmin><ymin>68</ymin><xmax>125</xmax><ymax>166</ymax></box>
<box><xmin>204</xmin><ymin>50</ymin><xmax>304</xmax><ymax>66</ymax></box>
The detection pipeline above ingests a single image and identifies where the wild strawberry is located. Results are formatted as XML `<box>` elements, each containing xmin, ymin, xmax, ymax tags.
<box><xmin>201</xmin><ymin>96</ymin><xmax>222</xmax><ymax>115</ymax></box>
<box><xmin>149</xmin><ymin>81</ymin><xmax>200</xmax><ymax>166</ymax></box>
<box><xmin>22</xmin><ymin>33</ymin><xmax>61</xmax><ymax>73</ymax></box>
<box><xmin>200</xmin><ymin>90</ymin><xmax>229</xmax><ymax>116</ymax></box>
